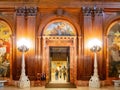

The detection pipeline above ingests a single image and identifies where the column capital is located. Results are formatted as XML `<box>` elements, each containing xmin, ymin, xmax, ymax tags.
<box><xmin>82</xmin><ymin>6</ymin><xmax>103</xmax><ymax>16</ymax></box>
<box><xmin>16</xmin><ymin>7</ymin><xmax>37</xmax><ymax>16</ymax></box>
<box><xmin>27</xmin><ymin>7</ymin><xmax>37</xmax><ymax>16</ymax></box>
<box><xmin>16</xmin><ymin>7</ymin><xmax>25</xmax><ymax>16</ymax></box>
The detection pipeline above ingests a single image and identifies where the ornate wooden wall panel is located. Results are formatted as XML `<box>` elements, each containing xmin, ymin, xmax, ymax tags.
<box><xmin>26</xmin><ymin>16</ymin><xmax>36</xmax><ymax>80</ymax></box>
<box><xmin>77</xmin><ymin>35</ymin><xmax>82</xmax><ymax>80</ymax></box>
<box><xmin>80</xmin><ymin>15</ymin><xmax>93</xmax><ymax>80</ymax></box>
<box><xmin>0</xmin><ymin>1</ymin><xmax>119</xmax><ymax>84</ymax></box>
<box><xmin>14</xmin><ymin>16</ymin><xmax>26</xmax><ymax>80</ymax></box>
<box><xmin>94</xmin><ymin>15</ymin><xmax>106</xmax><ymax>80</ymax></box>
<box><xmin>13</xmin><ymin>7</ymin><xmax>38</xmax><ymax>80</ymax></box>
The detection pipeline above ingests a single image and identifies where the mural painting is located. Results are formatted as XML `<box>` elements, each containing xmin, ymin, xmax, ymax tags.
<box><xmin>43</xmin><ymin>20</ymin><xmax>76</xmax><ymax>36</ymax></box>
<box><xmin>108</xmin><ymin>23</ymin><xmax>120</xmax><ymax>77</ymax></box>
<box><xmin>0</xmin><ymin>20</ymin><xmax>11</xmax><ymax>78</ymax></box>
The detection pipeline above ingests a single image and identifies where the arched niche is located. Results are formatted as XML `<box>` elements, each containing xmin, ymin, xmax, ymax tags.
<box><xmin>107</xmin><ymin>22</ymin><xmax>120</xmax><ymax>78</ymax></box>
<box><xmin>43</xmin><ymin>20</ymin><xmax>76</xmax><ymax>36</ymax></box>
<box><xmin>0</xmin><ymin>20</ymin><xmax>12</xmax><ymax>78</ymax></box>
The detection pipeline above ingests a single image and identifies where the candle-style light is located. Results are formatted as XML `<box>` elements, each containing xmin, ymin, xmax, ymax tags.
<box><xmin>17</xmin><ymin>38</ymin><xmax>31</xmax><ymax>88</ymax></box>
<box><xmin>88</xmin><ymin>38</ymin><xmax>102</xmax><ymax>88</ymax></box>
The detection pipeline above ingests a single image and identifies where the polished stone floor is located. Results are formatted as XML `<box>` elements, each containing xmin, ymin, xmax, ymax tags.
<box><xmin>0</xmin><ymin>86</ymin><xmax>120</xmax><ymax>90</ymax></box>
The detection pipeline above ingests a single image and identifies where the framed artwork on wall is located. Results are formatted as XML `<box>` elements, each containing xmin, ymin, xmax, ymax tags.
<box><xmin>43</xmin><ymin>20</ymin><xmax>76</xmax><ymax>36</ymax></box>
<box><xmin>0</xmin><ymin>20</ymin><xmax>12</xmax><ymax>78</ymax></box>
<box><xmin>108</xmin><ymin>23</ymin><xmax>120</xmax><ymax>77</ymax></box>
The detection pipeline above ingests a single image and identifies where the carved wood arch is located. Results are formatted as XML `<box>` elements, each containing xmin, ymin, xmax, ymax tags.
<box><xmin>102</xmin><ymin>16</ymin><xmax>120</xmax><ymax>80</ymax></box>
<box><xmin>104</xmin><ymin>16</ymin><xmax>120</xmax><ymax>35</ymax></box>
<box><xmin>36</xmin><ymin>16</ymin><xmax>80</xmax><ymax>85</ymax></box>
<box><xmin>0</xmin><ymin>18</ymin><xmax>14</xmax><ymax>36</ymax></box>
<box><xmin>105</xmin><ymin>20</ymin><xmax>120</xmax><ymax>79</ymax></box>
<box><xmin>106</xmin><ymin>20</ymin><xmax>120</xmax><ymax>35</ymax></box>
<box><xmin>37</xmin><ymin>11</ymin><xmax>81</xmax><ymax>36</ymax></box>
<box><xmin>36</xmin><ymin>10</ymin><xmax>81</xmax><ymax>84</ymax></box>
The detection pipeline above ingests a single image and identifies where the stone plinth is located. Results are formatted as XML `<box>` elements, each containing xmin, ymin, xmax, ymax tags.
<box><xmin>113</xmin><ymin>80</ymin><xmax>120</xmax><ymax>87</ymax></box>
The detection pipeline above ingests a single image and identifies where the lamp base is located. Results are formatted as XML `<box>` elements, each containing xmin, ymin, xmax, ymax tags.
<box><xmin>18</xmin><ymin>75</ymin><xmax>30</xmax><ymax>88</ymax></box>
<box><xmin>89</xmin><ymin>75</ymin><xmax>100</xmax><ymax>88</ymax></box>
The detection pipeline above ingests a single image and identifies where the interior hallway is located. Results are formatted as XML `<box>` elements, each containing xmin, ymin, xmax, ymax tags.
<box><xmin>0</xmin><ymin>86</ymin><xmax>120</xmax><ymax>90</ymax></box>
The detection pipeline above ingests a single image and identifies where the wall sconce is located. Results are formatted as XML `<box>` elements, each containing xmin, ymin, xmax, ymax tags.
<box><xmin>17</xmin><ymin>38</ymin><xmax>31</xmax><ymax>88</ymax></box>
<box><xmin>88</xmin><ymin>38</ymin><xmax>102</xmax><ymax>88</ymax></box>
<box><xmin>82</xmin><ymin>5</ymin><xmax>103</xmax><ymax>16</ymax></box>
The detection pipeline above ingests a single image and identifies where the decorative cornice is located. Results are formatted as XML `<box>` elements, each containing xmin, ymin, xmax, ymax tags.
<box><xmin>42</xmin><ymin>36</ymin><xmax>76</xmax><ymax>40</ymax></box>
<box><xmin>16</xmin><ymin>7</ymin><xmax>37</xmax><ymax>16</ymax></box>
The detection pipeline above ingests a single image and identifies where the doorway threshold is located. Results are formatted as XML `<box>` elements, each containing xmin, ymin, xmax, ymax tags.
<box><xmin>45</xmin><ymin>83</ymin><xmax>76</xmax><ymax>88</ymax></box>
<box><xmin>50</xmin><ymin>79</ymin><xmax>68</xmax><ymax>83</ymax></box>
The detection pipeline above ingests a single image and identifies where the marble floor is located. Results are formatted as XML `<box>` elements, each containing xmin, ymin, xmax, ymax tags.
<box><xmin>0</xmin><ymin>86</ymin><xmax>120</xmax><ymax>90</ymax></box>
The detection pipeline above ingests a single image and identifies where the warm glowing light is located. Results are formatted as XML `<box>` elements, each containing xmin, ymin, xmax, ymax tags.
<box><xmin>17</xmin><ymin>38</ymin><xmax>31</xmax><ymax>49</ymax></box>
<box><xmin>87</xmin><ymin>38</ymin><xmax>102</xmax><ymax>49</ymax></box>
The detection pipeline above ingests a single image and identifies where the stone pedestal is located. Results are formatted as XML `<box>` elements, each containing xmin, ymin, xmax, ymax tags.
<box><xmin>113</xmin><ymin>80</ymin><xmax>120</xmax><ymax>87</ymax></box>
<box><xmin>18</xmin><ymin>75</ymin><xmax>30</xmax><ymax>88</ymax></box>
<box><xmin>89</xmin><ymin>75</ymin><xmax>100</xmax><ymax>88</ymax></box>
<box><xmin>89</xmin><ymin>52</ymin><xmax>100</xmax><ymax>88</ymax></box>
<box><xmin>0</xmin><ymin>80</ymin><xmax>7</xmax><ymax>87</ymax></box>
<box><xmin>17</xmin><ymin>46</ymin><xmax>30</xmax><ymax>88</ymax></box>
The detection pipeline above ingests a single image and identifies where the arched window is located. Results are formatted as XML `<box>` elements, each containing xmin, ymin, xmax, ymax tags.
<box><xmin>108</xmin><ymin>23</ymin><xmax>120</xmax><ymax>77</ymax></box>
<box><xmin>43</xmin><ymin>20</ymin><xmax>76</xmax><ymax>36</ymax></box>
<box><xmin>0</xmin><ymin>20</ymin><xmax>12</xmax><ymax>78</ymax></box>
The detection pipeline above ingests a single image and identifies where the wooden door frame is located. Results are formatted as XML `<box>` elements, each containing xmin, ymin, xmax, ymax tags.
<box><xmin>42</xmin><ymin>36</ymin><xmax>77</xmax><ymax>85</ymax></box>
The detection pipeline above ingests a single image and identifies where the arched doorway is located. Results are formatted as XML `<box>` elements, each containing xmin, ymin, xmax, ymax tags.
<box><xmin>107</xmin><ymin>22</ymin><xmax>120</xmax><ymax>78</ymax></box>
<box><xmin>42</xmin><ymin>20</ymin><xmax>77</xmax><ymax>84</ymax></box>
<box><xmin>0</xmin><ymin>20</ymin><xmax>12</xmax><ymax>78</ymax></box>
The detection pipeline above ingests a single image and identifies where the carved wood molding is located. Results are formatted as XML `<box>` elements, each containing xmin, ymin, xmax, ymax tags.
<box><xmin>43</xmin><ymin>36</ymin><xmax>75</xmax><ymax>40</ymax></box>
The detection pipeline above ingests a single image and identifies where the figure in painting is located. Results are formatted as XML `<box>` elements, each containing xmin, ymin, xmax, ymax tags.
<box><xmin>56</xmin><ymin>25</ymin><xmax>62</xmax><ymax>35</ymax></box>
<box><xmin>108</xmin><ymin>27</ymin><xmax>120</xmax><ymax>77</ymax></box>
<box><xmin>0</xmin><ymin>55</ymin><xmax>10</xmax><ymax>77</ymax></box>
<box><xmin>0</xmin><ymin>21</ymin><xmax>11</xmax><ymax>78</ymax></box>
<box><xmin>55</xmin><ymin>69</ymin><xmax>59</xmax><ymax>80</ymax></box>
<box><xmin>59</xmin><ymin>66</ymin><xmax>62</xmax><ymax>79</ymax></box>
<box><xmin>62</xmin><ymin>66</ymin><xmax>67</xmax><ymax>80</ymax></box>
<box><xmin>110</xmin><ymin>44</ymin><xmax>120</xmax><ymax>62</ymax></box>
<box><xmin>0</xmin><ymin>39</ymin><xmax>10</xmax><ymax>77</ymax></box>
